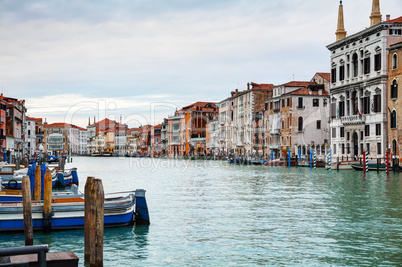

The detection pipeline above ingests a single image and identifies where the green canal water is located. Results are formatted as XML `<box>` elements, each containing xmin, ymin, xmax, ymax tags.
<box><xmin>1</xmin><ymin>157</ymin><xmax>401</xmax><ymax>266</ymax></box>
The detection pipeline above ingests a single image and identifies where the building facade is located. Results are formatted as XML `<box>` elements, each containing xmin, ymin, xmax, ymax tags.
<box><xmin>327</xmin><ymin>1</ymin><xmax>402</xmax><ymax>158</ymax></box>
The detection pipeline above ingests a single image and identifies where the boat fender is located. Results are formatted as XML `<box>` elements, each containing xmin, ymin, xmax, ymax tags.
<box><xmin>8</xmin><ymin>179</ymin><xmax>18</xmax><ymax>189</ymax></box>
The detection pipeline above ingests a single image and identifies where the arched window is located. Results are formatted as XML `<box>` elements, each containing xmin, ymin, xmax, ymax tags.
<box><xmin>391</xmin><ymin>79</ymin><xmax>398</xmax><ymax>99</ymax></box>
<box><xmin>390</xmin><ymin>110</ymin><xmax>397</xmax><ymax>129</ymax></box>
<box><xmin>352</xmin><ymin>53</ymin><xmax>359</xmax><ymax>77</ymax></box>
<box><xmin>392</xmin><ymin>54</ymin><xmax>398</xmax><ymax>69</ymax></box>
<box><xmin>298</xmin><ymin>117</ymin><xmax>303</xmax><ymax>132</ymax></box>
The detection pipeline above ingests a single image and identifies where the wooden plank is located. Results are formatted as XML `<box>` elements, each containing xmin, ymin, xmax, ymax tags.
<box><xmin>10</xmin><ymin>252</ymin><xmax>79</xmax><ymax>267</ymax></box>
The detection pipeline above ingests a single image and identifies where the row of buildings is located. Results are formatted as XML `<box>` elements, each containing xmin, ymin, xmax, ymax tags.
<box><xmin>7</xmin><ymin>0</ymin><xmax>402</xmax><ymax>162</ymax></box>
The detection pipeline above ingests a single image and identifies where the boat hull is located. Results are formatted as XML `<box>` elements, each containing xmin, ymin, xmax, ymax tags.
<box><xmin>0</xmin><ymin>194</ymin><xmax>137</xmax><ymax>231</ymax></box>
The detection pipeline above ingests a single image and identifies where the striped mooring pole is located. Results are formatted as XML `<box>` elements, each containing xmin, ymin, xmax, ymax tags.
<box><xmin>328</xmin><ymin>148</ymin><xmax>332</xmax><ymax>170</ymax></box>
<box><xmin>313</xmin><ymin>149</ymin><xmax>316</xmax><ymax>169</ymax></box>
<box><xmin>364</xmin><ymin>150</ymin><xmax>368</xmax><ymax>173</ymax></box>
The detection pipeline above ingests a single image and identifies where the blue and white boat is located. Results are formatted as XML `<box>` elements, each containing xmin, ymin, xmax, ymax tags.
<box><xmin>0</xmin><ymin>189</ymin><xmax>150</xmax><ymax>231</ymax></box>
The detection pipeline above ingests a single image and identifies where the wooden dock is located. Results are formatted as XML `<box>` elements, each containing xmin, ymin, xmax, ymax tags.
<box><xmin>9</xmin><ymin>251</ymin><xmax>79</xmax><ymax>267</ymax></box>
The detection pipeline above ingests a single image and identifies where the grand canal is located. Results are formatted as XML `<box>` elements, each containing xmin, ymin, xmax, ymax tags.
<box><xmin>1</xmin><ymin>157</ymin><xmax>401</xmax><ymax>266</ymax></box>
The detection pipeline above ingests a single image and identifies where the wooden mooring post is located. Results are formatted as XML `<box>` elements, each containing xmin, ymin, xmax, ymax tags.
<box><xmin>43</xmin><ymin>169</ymin><xmax>52</xmax><ymax>231</ymax></box>
<box><xmin>34</xmin><ymin>165</ymin><xmax>41</xmax><ymax>201</ymax></box>
<box><xmin>22</xmin><ymin>175</ymin><xmax>33</xmax><ymax>246</ymax></box>
<box><xmin>84</xmin><ymin>177</ymin><xmax>104</xmax><ymax>267</ymax></box>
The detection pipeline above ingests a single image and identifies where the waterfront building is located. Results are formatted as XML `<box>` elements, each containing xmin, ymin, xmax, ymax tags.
<box><xmin>127</xmin><ymin>128</ymin><xmax>141</xmax><ymax>155</ymax></box>
<box><xmin>327</xmin><ymin>1</ymin><xmax>402</xmax><ymax>158</ymax></box>
<box><xmin>230</xmin><ymin>83</ymin><xmax>273</xmax><ymax>157</ymax></box>
<box><xmin>265</xmin><ymin>79</ymin><xmax>330</xmax><ymax>159</ymax></box>
<box><xmin>252</xmin><ymin>108</ymin><xmax>265</xmax><ymax>158</ymax></box>
<box><xmin>217</xmin><ymin>97</ymin><xmax>233</xmax><ymax>158</ymax></box>
<box><xmin>140</xmin><ymin>125</ymin><xmax>152</xmax><ymax>156</ymax></box>
<box><xmin>387</xmin><ymin>41</ymin><xmax>402</xmax><ymax>160</ymax></box>
<box><xmin>24</xmin><ymin>117</ymin><xmax>36</xmax><ymax>156</ymax></box>
<box><xmin>206</xmin><ymin>119</ymin><xmax>219</xmax><ymax>157</ymax></box>
<box><xmin>0</xmin><ymin>99</ymin><xmax>6</xmax><ymax>157</ymax></box>
<box><xmin>150</xmin><ymin>124</ymin><xmax>161</xmax><ymax>157</ymax></box>
<box><xmin>167</xmin><ymin>102</ymin><xmax>218</xmax><ymax>157</ymax></box>
<box><xmin>78</xmin><ymin>126</ymin><xmax>87</xmax><ymax>155</ymax></box>
<box><xmin>160</xmin><ymin>119</ymin><xmax>168</xmax><ymax>156</ymax></box>
<box><xmin>87</xmin><ymin>118</ymin><xmax>128</xmax><ymax>155</ymax></box>
<box><xmin>2</xmin><ymin>95</ymin><xmax>26</xmax><ymax>160</ymax></box>
<box><xmin>44</xmin><ymin>123</ymin><xmax>87</xmax><ymax>155</ymax></box>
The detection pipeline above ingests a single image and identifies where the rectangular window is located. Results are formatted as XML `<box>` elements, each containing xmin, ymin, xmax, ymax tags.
<box><xmin>365</xmin><ymin>125</ymin><xmax>370</xmax><ymax>136</ymax></box>
<box><xmin>346</xmin><ymin>64</ymin><xmax>350</xmax><ymax>78</ymax></box>
<box><xmin>287</xmin><ymin>98</ymin><xmax>290</xmax><ymax>107</ymax></box>
<box><xmin>28</xmin><ymin>130</ymin><xmax>31</xmax><ymax>136</ymax></box>
<box><xmin>374</xmin><ymin>53</ymin><xmax>381</xmax><ymax>71</ymax></box>
<box><xmin>298</xmin><ymin>98</ymin><xmax>303</xmax><ymax>109</ymax></box>
<box><xmin>366</xmin><ymin>143</ymin><xmax>370</xmax><ymax>154</ymax></box>
<box><xmin>377</xmin><ymin>142</ymin><xmax>381</xmax><ymax>154</ymax></box>
<box><xmin>364</xmin><ymin>57</ymin><xmax>370</xmax><ymax>74</ymax></box>
<box><xmin>331</xmin><ymin>68</ymin><xmax>337</xmax><ymax>83</ymax></box>
<box><xmin>332</xmin><ymin>128</ymin><xmax>336</xmax><ymax>138</ymax></box>
<box><xmin>317</xmin><ymin>120</ymin><xmax>321</xmax><ymax>129</ymax></box>
<box><xmin>313</xmin><ymin>99</ymin><xmax>319</xmax><ymax>107</ymax></box>
<box><xmin>339</xmin><ymin>101</ymin><xmax>345</xmax><ymax>117</ymax></box>
<box><xmin>333</xmin><ymin>144</ymin><xmax>337</xmax><ymax>154</ymax></box>
<box><xmin>373</xmin><ymin>94</ymin><xmax>381</xmax><ymax>112</ymax></box>
<box><xmin>339</xmin><ymin>65</ymin><xmax>345</xmax><ymax>81</ymax></box>
<box><xmin>270</xmin><ymin>102</ymin><xmax>273</xmax><ymax>110</ymax></box>
<box><xmin>323</xmin><ymin>99</ymin><xmax>328</xmax><ymax>107</ymax></box>
<box><xmin>363</xmin><ymin>96</ymin><xmax>370</xmax><ymax>114</ymax></box>
<box><xmin>341</xmin><ymin>144</ymin><xmax>345</xmax><ymax>154</ymax></box>
<box><xmin>282</xmin><ymin>99</ymin><xmax>285</xmax><ymax>108</ymax></box>
<box><xmin>330</xmin><ymin>103</ymin><xmax>336</xmax><ymax>118</ymax></box>
<box><xmin>376</xmin><ymin>123</ymin><xmax>381</xmax><ymax>136</ymax></box>
<box><xmin>340</xmin><ymin>127</ymin><xmax>345</xmax><ymax>138</ymax></box>
<box><xmin>347</xmin><ymin>131</ymin><xmax>350</xmax><ymax>141</ymax></box>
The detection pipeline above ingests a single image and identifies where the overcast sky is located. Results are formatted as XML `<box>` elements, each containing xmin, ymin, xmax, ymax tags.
<box><xmin>1</xmin><ymin>0</ymin><xmax>401</xmax><ymax>128</ymax></box>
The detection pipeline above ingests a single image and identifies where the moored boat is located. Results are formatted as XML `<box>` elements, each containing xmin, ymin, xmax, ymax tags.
<box><xmin>0</xmin><ymin>189</ymin><xmax>150</xmax><ymax>231</ymax></box>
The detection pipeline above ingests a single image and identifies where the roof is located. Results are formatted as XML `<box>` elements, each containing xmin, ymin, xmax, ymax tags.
<box><xmin>44</xmin><ymin>123</ymin><xmax>73</xmax><ymax>128</ymax></box>
<box><xmin>389</xmin><ymin>40</ymin><xmax>402</xmax><ymax>49</ymax></box>
<box><xmin>153</xmin><ymin>124</ymin><xmax>161</xmax><ymax>128</ymax></box>
<box><xmin>181</xmin><ymin>101</ymin><xmax>218</xmax><ymax>111</ymax></box>
<box><xmin>387</xmin><ymin>16</ymin><xmax>402</xmax><ymax>23</ymax></box>
<box><xmin>250</xmin><ymin>82</ymin><xmax>274</xmax><ymax>91</ymax></box>
<box><xmin>282</xmin><ymin>81</ymin><xmax>315</xmax><ymax>87</ymax></box>
<box><xmin>282</xmin><ymin>86</ymin><xmax>329</xmax><ymax>97</ymax></box>
<box><xmin>90</xmin><ymin>118</ymin><xmax>126</xmax><ymax>127</ymax></box>
<box><xmin>315</xmin><ymin>73</ymin><xmax>330</xmax><ymax>82</ymax></box>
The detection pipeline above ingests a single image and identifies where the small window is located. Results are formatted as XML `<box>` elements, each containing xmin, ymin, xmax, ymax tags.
<box><xmin>347</xmin><ymin>131</ymin><xmax>350</xmax><ymax>141</ymax></box>
<box><xmin>287</xmin><ymin>98</ymin><xmax>290</xmax><ymax>107</ymax></box>
<box><xmin>373</xmin><ymin>94</ymin><xmax>381</xmax><ymax>113</ymax></box>
<box><xmin>341</xmin><ymin>144</ymin><xmax>345</xmax><ymax>154</ymax></box>
<box><xmin>298</xmin><ymin>117</ymin><xmax>303</xmax><ymax>132</ymax></box>
<box><xmin>298</xmin><ymin>98</ymin><xmax>303</xmax><ymax>109</ymax></box>
<box><xmin>323</xmin><ymin>99</ymin><xmax>328</xmax><ymax>107</ymax></box>
<box><xmin>316</xmin><ymin>120</ymin><xmax>321</xmax><ymax>129</ymax></box>
<box><xmin>331</xmin><ymin>68</ymin><xmax>337</xmax><ymax>83</ymax></box>
<box><xmin>313</xmin><ymin>99</ymin><xmax>319</xmax><ymax>107</ymax></box>
<box><xmin>365</xmin><ymin>125</ymin><xmax>370</xmax><ymax>136</ymax></box>
<box><xmin>374</xmin><ymin>53</ymin><xmax>381</xmax><ymax>71</ymax></box>
<box><xmin>339</xmin><ymin>65</ymin><xmax>345</xmax><ymax>81</ymax></box>
<box><xmin>332</xmin><ymin>128</ymin><xmax>336</xmax><ymax>138</ymax></box>
<box><xmin>377</xmin><ymin>142</ymin><xmax>381</xmax><ymax>154</ymax></box>
<box><xmin>340</xmin><ymin>127</ymin><xmax>345</xmax><ymax>138</ymax></box>
<box><xmin>366</xmin><ymin>143</ymin><xmax>370</xmax><ymax>154</ymax></box>
<box><xmin>376</xmin><ymin>124</ymin><xmax>381</xmax><ymax>136</ymax></box>
<box><xmin>364</xmin><ymin>57</ymin><xmax>370</xmax><ymax>74</ymax></box>
<box><xmin>282</xmin><ymin>99</ymin><xmax>285</xmax><ymax>108</ymax></box>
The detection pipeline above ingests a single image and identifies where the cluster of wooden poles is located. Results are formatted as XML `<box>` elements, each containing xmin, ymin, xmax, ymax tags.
<box><xmin>21</xmin><ymin>172</ymin><xmax>105</xmax><ymax>266</ymax></box>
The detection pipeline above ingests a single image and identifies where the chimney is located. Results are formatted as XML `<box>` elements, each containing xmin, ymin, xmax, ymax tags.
<box><xmin>247</xmin><ymin>83</ymin><xmax>250</xmax><ymax>90</ymax></box>
<box><xmin>386</xmin><ymin>14</ymin><xmax>390</xmax><ymax>21</ymax></box>
<box><xmin>235</xmin><ymin>89</ymin><xmax>238</xmax><ymax>93</ymax></box>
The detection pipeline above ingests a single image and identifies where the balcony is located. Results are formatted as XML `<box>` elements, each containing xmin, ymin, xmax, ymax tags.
<box><xmin>341</xmin><ymin>114</ymin><xmax>366</xmax><ymax>125</ymax></box>
<box><xmin>270</xmin><ymin>128</ymin><xmax>281</xmax><ymax>135</ymax></box>
<box><xmin>236</xmin><ymin>141</ymin><xmax>244</xmax><ymax>147</ymax></box>
<box><xmin>269</xmin><ymin>144</ymin><xmax>280</xmax><ymax>149</ymax></box>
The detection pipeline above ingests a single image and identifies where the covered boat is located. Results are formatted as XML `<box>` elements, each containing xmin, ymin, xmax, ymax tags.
<box><xmin>0</xmin><ymin>189</ymin><xmax>150</xmax><ymax>231</ymax></box>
